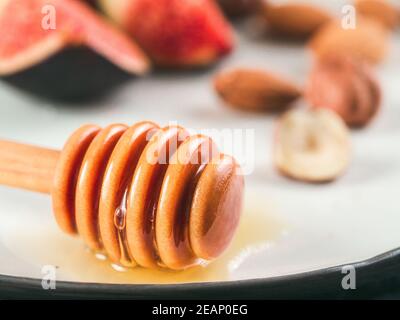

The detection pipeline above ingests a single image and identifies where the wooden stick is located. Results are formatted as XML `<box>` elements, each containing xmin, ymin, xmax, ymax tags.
<box><xmin>0</xmin><ymin>140</ymin><xmax>60</xmax><ymax>194</ymax></box>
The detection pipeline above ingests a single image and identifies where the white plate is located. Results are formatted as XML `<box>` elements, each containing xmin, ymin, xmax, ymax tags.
<box><xmin>0</xmin><ymin>21</ymin><xmax>399</xmax><ymax>285</ymax></box>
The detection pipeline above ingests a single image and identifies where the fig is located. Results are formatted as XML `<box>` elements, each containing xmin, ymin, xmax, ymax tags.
<box><xmin>4</xmin><ymin>47</ymin><xmax>133</xmax><ymax>102</ymax></box>
<box><xmin>0</xmin><ymin>0</ymin><xmax>149</xmax><ymax>75</ymax></box>
<box><xmin>0</xmin><ymin>0</ymin><xmax>150</xmax><ymax>101</ymax></box>
<box><xmin>274</xmin><ymin>108</ymin><xmax>351</xmax><ymax>183</ymax></box>
<box><xmin>98</xmin><ymin>0</ymin><xmax>234</xmax><ymax>67</ymax></box>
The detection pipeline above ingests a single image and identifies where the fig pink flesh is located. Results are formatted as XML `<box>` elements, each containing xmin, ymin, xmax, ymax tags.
<box><xmin>0</xmin><ymin>0</ymin><xmax>149</xmax><ymax>75</ymax></box>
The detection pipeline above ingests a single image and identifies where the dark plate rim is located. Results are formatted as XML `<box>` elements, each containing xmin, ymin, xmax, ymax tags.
<box><xmin>1</xmin><ymin>247</ymin><xmax>400</xmax><ymax>299</ymax></box>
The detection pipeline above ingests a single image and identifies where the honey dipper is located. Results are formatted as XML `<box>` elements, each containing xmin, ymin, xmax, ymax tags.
<box><xmin>0</xmin><ymin>122</ymin><xmax>244</xmax><ymax>270</ymax></box>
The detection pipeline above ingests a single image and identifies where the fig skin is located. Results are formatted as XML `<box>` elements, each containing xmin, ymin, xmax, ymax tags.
<box><xmin>2</xmin><ymin>47</ymin><xmax>132</xmax><ymax>103</ymax></box>
<box><xmin>306</xmin><ymin>54</ymin><xmax>382</xmax><ymax>128</ymax></box>
<box><xmin>0</xmin><ymin>0</ymin><xmax>150</xmax><ymax>76</ymax></box>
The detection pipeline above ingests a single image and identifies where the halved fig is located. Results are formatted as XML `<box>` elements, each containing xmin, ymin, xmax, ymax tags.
<box><xmin>274</xmin><ymin>108</ymin><xmax>351</xmax><ymax>183</ymax></box>
<box><xmin>0</xmin><ymin>0</ymin><xmax>150</xmax><ymax>100</ymax></box>
<box><xmin>0</xmin><ymin>0</ymin><xmax>149</xmax><ymax>102</ymax></box>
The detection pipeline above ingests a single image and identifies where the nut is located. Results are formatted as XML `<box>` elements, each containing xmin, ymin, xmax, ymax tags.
<box><xmin>309</xmin><ymin>17</ymin><xmax>390</xmax><ymax>64</ymax></box>
<box><xmin>306</xmin><ymin>54</ymin><xmax>381</xmax><ymax>128</ymax></box>
<box><xmin>262</xmin><ymin>2</ymin><xmax>333</xmax><ymax>38</ymax></box>
<box><xmin>214</xmin><ymin>68</ymin><xmax>302</xmax><ymax>112</ymax></box>
<box><xmin>274</xmin><ymin>108</ymin><xmax>351</xmax><ymax>183</ymax></box>
<box><xmin>356</xmin><ymin>0</ymin><xmax>400</xmax><ymax>30</ymax></box>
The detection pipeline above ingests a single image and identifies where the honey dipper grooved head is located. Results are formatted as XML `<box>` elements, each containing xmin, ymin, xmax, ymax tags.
<box><xmin>52</xmin><ymin>124</ymin><xmax>101</xmax><ymax>235</ymax></box>
<box><xmin>190</xmin><ymin>154</ymin><xmax>244</xmax><ymax>261</ymax></box>
<box><xmin>99</xmin><ymin>121</ymin><xmax>159</xmax><ymax>265</ymax></box>
<box><xmin>52</xmin><ymin>122</ymin><xmax>244</xmax><ymax>270</ymax></box>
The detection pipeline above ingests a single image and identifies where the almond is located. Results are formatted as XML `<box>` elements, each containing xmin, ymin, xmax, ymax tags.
<box><xmin>309</xmin><ymin>17</ymin><xmax>390</xmax><ymax>64</ymax></box>
<box><xmin>306</xmin><ymin>54</ymin><xmax>381</xmax><ymax>128</ymax></box>
<box><xmin>214</xmin><ymin>68</ymin><xmax>302</xmax><ymax>112</ymax></box>
<box><xmin>356</xmin><ymin>0</ymin><xmax>400</xmax><ymax>30</ymax></box>
<box><xmin>262</xmin><ymin>2</ymin><xmax>333</xmax><ymax>38</ymax></box>
<box><xmin>274</xmin><ymin>108</ymin><xmax>351</xmax><ymax>183</ymax></box>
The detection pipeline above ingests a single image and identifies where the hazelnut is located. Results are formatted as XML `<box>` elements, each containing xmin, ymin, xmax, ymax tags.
<box><xmin>306</xmin><ymin>54</ymin><xmax>381</xmax><ymax>128</ymax></box>
<box><xmin>274</xmin><ymin>108</ymin><xmax>351</xmax><ymax>183</ymax></box>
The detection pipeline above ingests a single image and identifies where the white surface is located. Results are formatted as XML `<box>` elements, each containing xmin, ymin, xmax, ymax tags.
<box><xmin>0</xmin><ymin>21</ymin><xmax>399</xmax><ymax>284</ymax></box>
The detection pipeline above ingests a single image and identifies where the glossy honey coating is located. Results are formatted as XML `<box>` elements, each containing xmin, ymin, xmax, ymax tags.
<box><xmin>52</xmin><ymin>122</ymin><xmax>244</xmax><ymax>270</ymax></box>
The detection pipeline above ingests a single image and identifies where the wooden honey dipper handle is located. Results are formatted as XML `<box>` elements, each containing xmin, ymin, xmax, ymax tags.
<box><xmin>0</xmin><ymin>140</ymin><xmax>60</xmax><ymax>194</ymax></box>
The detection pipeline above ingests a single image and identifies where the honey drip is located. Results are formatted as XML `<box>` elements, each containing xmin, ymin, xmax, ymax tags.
<box><xmin>113</xmin><ymin>189</ymin><xmax>135</xmax><ymax>268</ymax></box>
<box><xmin>4</xmin><ymin>201</ymin><xmax>285</xmax><ymax>284</ymax></box>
